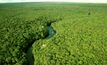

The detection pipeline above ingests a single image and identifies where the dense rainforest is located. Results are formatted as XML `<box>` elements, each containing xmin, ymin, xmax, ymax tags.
<box><xmin>0</xmin><ymin>3</ymin><xmax>107</xmax><ymax>65</ymax></box>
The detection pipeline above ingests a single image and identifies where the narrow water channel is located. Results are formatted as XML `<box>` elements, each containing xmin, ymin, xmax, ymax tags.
<box><xmin>27</xmin><ymin>47</ymin><xmax>34</xmax><ymax>65</ymax></box>
<box><xmin>47</xmin><ymin>26</ymin><xmax>56</xmax><ymax>38</ymax></box>
<box><xmin>27</xmin><ymin>25</ymin><xmax>56</xmax><ymax>65</ymax></box>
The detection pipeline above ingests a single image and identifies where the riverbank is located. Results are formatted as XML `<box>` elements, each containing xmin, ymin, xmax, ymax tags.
<box><xmin>27</xmin><ymin>24</ymin><xmax>56</xmax><ymax>65</ymax></box>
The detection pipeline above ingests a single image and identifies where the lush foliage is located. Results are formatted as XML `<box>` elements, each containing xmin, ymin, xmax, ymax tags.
<box><xmin>0</xmin><ymin>2</ymin><xmax>107</xmax><ymax>65</ymax></box>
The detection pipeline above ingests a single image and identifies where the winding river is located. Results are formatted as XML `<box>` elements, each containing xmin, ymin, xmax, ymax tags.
<box><xmin>27</xmin><ymin>25</ymin><xmax>56</xmax><ymax>65</ymax></box>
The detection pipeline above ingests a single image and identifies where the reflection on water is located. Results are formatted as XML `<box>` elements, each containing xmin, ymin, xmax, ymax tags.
<box><xmin>47</xmin><ymin>26</ymin><xmax>56</xmax><ymax>38</ymax></box>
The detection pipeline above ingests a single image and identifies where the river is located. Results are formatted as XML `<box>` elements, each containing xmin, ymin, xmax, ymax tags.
<box><xmin>27</xmin><ymin>25</ymin><xmax>56</xmax><ymax>65</ymax></box>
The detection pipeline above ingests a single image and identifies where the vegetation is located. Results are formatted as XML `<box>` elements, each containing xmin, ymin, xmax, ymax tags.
<box><xmin>0</xmin><ymin>2</ymin><xmax>107</xmax><ymax>65</ymax></box>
